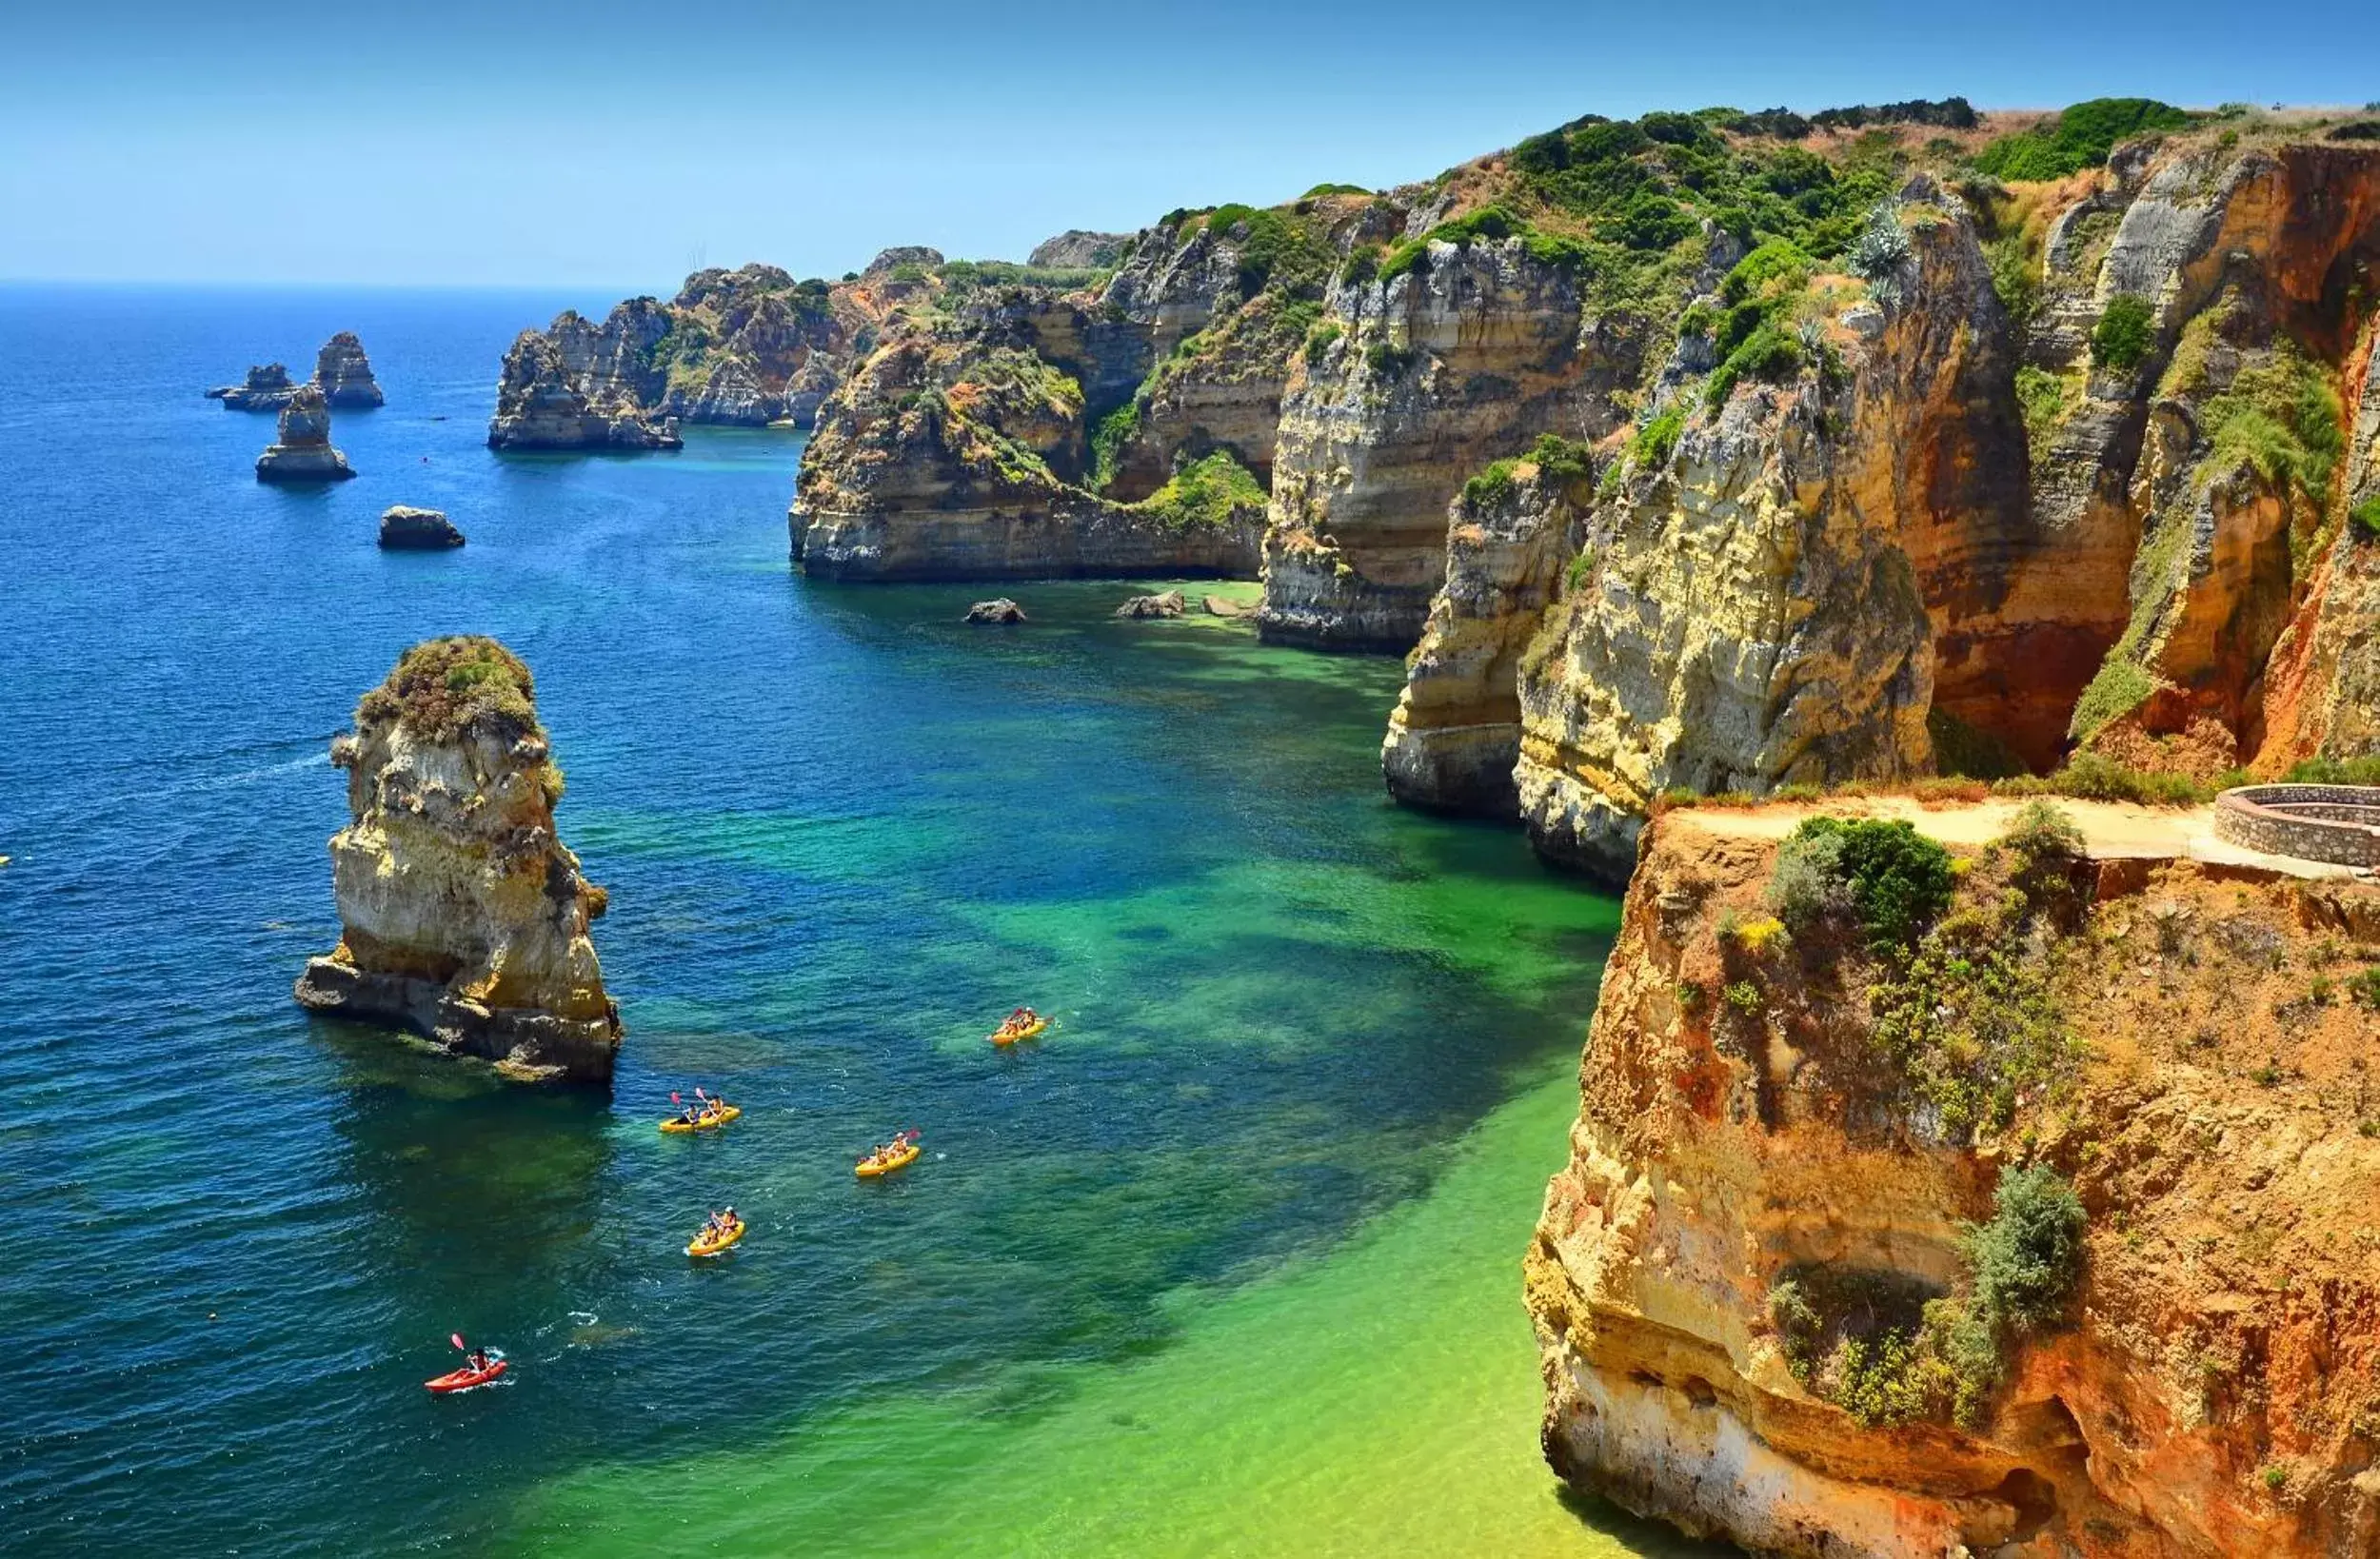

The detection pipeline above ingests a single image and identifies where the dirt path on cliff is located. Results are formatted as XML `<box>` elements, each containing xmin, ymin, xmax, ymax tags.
<box><xmin>1669</xmin><ymin>797</ymin><xmax>2363</xmax><ymax>879</ymax></box>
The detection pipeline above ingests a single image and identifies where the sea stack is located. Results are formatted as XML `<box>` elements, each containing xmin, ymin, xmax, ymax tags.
<box><xmin>207</xmin><ymin>362</ymin><xmax>296</xmax><ymax>410</ymax></box>
<box><xmin>486</xmin><ymin>328</ymin><xmax>681</xmax><ymax>451</ymax></box>
<box><xmin>254</xmin><ymin>385</ymin><xmax>355</xmax><ymax>482</ymax></box>
<box><xmin>293</xmin><ymin>637</ymin><xmax>622</xmax><ymax>1084</ymax></box>
<box><xmin>313</xmin><ymin>331</ymin><xmax>384</xmax><ymax>407</ymax></box>
<box><xmin>377</xmin><ymin>505</ymin><xmax>464</xmax><ymax>550</ymax></box>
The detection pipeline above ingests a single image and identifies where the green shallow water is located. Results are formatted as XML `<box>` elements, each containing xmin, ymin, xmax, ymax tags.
<box><xmin>0</xmin><ymin>286</ymin><xmax>1732</xmax><ymax>1556</ymax></box>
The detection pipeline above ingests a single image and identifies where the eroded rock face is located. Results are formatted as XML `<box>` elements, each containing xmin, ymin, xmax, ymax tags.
<box><xmin>1383</xmin><ymin>463</ymin><xmax>1584</xmax><ymax>816</ymax></box>
<box><xmin>313</xmin><ymin>331</ymin><xmax>384</xmax><ymax>408</ymax></box>
<box><xmin>208</xmin><ymin>362</ymin><xmax>296</xmax><ymax>410</ymax></box>
<box><xmin>255</xmin><ymin>385</ymin><xmax>356</xmax><ymax>482</ymax></box>
<box><xmin>292</xmin><ymin>638</ymin><xmax>621</xmax><ymax>1084</ymax></box>
<box><xmin>1259</xmin><ymin>238</ymin><xmax>1640</xmax><ymax>651</ymax></box>
<box><xmin>378</xmin><ymin>505</ymin><xmax>464</xmax><ymax>550</ymax></box>
<box><xmin>1527</xmin><ymin>808</ymin><xmax>2380</xmax><ymax>1558</ymax></box>
<box><xmin>1028</xmin><ymin>230</ymin><xmax>1130</xmax><ymax>269</ymax></box>
<box><xmin>486</xmin><ymin>328</ymin><xmax>681</xmax><ymax>451</ymax></box>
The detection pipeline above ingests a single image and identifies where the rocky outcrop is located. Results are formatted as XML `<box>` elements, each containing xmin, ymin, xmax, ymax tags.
<box><xmin>1113</xmin><ymin>589</ymin><xmax>1186</xmax><ymax>619</ymax></box>
<box><xmin>292</xmin><ymin>638</ymin><xmax>621</xmax><ymax>1084</ymax></box>
<box><xmin>486</xmin><ymin>328</ymin><xmax>681</xmax><ymax>451</ymax></box>
<box><xmin>963</xmin><ymin>598</ymin><xmax>1026</xmax><ymax>623</ymax></box>
<box><xmin>208</xmin><ymin>363</ymin><xmax>295</xmax><ymax>410</ymax></box>
<box><xmin>1259</xmin><ymin>237</ymin><xmax>1643</xmax><ymax>651</ymax></box>
<box><xmin>254</xmin><ymin>385</ymin><xmax>355</xmax><ymax>482</ymax></box>
<box><xmin>866</xmin><ymin>246</ymin><xmax>944</xmax><ymax>276</ymax></box>
<box><xmin>1029</xmin><ymin>230</ymin><xmax>1131</xmax><ymax>269</ymax></box>
<box><xmin>1528</xmin><ymin>803</ymin><xmax>2380</xmax><ymax>1558</ymax></box>
<box><xmin>378</xmin><ymin>505</ymin><xmax>464</xmax><ymax>550</ymax></box>
<box><xmin>1383</xmin><ymin>459</ymin><xmax>1587</xmax><ymax>816</ymax></box>
<box><xmin>313</xmin><ymin>332</ymin><xmax>384</xmax><ymax>408</ymax></box>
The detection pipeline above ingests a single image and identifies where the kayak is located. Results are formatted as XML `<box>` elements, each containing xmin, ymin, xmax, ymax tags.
<box><xmin>686</xmin><ymin>1218</ymin><xmax>745</xmax><ymax>1258</ymax></box>
<box><xmin>426</xmin><ymin>1355</ymin><xmax>508</xmax><ymax>1393</ymax></box>
<box><xmin>659</xmin><ymin>1105</ymin><xmax>743</xmax><ymax>1135</ymax></box>
<box><xmin>855</xmin><ymin>1141</ymin><xmax>921</xmax><ymax>1177</ymax></box>
<box><xmin>990</xmin><ymin>1017</ymin><xmax>1048</xmax><ymax>1047</ymax></box>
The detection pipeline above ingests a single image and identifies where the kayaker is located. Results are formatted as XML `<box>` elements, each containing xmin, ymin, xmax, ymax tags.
<box><xmin>466</xmin><ymin>1347</ymin><xmax>491</xmax><ymax>1374</ymax></box>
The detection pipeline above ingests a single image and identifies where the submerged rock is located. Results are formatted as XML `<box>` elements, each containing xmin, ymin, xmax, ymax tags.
<box><xmin>313</xmin><ymin>331</ymin><xmax>384</xmax><ymax>408</ymax></box>
<box><xmin>1113</xmin><ymin>589</ymin><xmax>1186</xmax><ymax>619</ymax></box>
<box><xmin>292</xmin><ymin>637</ymin><xmax>622</xmax><ymax>1084</ymax></box>
<box><xmin>486</xmin><ymin>328</ymin><xmax>681</xmax><ymax>451</ymax></box>
<box><xmin>378</xmin><ymin>505</ymin><xmax>464</xmax><ymax>550</ymax></box>
<box><xmin>1202</xmin><ymin>594</ymin><xmax>1250</xmax><ymax>618</ymax></box>
<box><xmin>208</xmin><ymin>362</ymin><xmax>296</xmax><ymax>410</ymax></box>
<box><xmin>254</xmin><ymin>385</ymin><xmax>355</xmax><ymax>482</ymax></box>
<box><xmin>963</xmin><ymin>599</ymin><xmax>1026</xmax><ymax>624</ymax></box>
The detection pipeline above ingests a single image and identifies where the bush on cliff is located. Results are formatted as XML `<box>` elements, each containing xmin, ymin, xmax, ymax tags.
<box><xmin>2090</xmin><ymin>294</ymin><xmax>2154</xmax><ymax>371</ymax></box>
<box><xmin>2350</xmin><ymin>495</ymin><xmax>2380</xmax><ymax>542</ymax></box>
<box><xmin>1973</xmin><ymin>98</ymin><xmax>2192</xmax><ymax>182</ymax></box>
<box><xmin>1967</xmin><ymin>1164</ymin><xmax>2088</xmax><ymax>1331</ymax></box>
<box><xmin>2198</xmin><ymin>341</ymin><xmax>2345</xmax><ymax>502</ymax></box>
<box><xmin>1134</xmin><ymin>451</ymin><xmax>1265</xmax><ymax>530</ymax></box>
<box><xmin>1776</xmin><ymin>817</ymin><xmax>1955</xmax><ymax>949</ymax></box>
<box><xmin>357</xmin><ymin>637</ymin><xmax>540</xmax><ymax>743</ymax></box>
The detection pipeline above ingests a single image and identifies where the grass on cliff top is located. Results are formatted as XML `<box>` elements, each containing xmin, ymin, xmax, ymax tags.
<box><xmin>1129</xmin><ymin>451</ymin><xmax>1267</xmax><ymax>530</ymax></box>
<box><xmin>1971</xmin><ymin>97</ymin><xmax>2194</xmax><ymax>182</ymax></box>
<box><xmin>356</xmin><ymin>636</ymin><xmax>541</xmax><ymax>743</ymax></box>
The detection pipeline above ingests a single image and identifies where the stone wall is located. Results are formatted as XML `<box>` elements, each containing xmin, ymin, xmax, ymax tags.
<box><xmin>2212</xmin><ymin>784</ymin><xmax>2380</xmax><ymax>865</ymax></box>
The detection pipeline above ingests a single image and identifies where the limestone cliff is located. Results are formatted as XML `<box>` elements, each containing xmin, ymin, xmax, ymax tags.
<box><xmin>1528</xmin><ymin>802</ymin><xmax>2380</xmax><ymax>1558</ymax></box>
<box><xmin>255</xmin><ymin>385</ymin><xmax>355</xmax><ymax>482</ymax></box>
<box><xmin>312</xmin><ymin>331</ymin><xmax>384</xmax><ymax>408</ymax></box>
<box><xmin>293</xmin><ymin>638</ymin><xmax>621</xmax><ymax>1084</ymax></box>
<box><xmin>1382</xmin><ymin>450</ymin><xmax>1589</xmax><ymax>815</ymax></box>
<box><xmin>486</xmin><ymin>326</ymin><xmax>681</xmax><ymax>451</ymax></box>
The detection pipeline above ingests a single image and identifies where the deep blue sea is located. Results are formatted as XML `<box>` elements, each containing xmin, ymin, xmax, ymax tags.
<box><xmin>0</xmin><ymin>285</ymin><xmax>1707</xmax><ymax>1557</ymax></box>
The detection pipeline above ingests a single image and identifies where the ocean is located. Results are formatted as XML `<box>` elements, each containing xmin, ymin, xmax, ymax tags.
<box><xmin>0</xmin><ymin>284</ymin><xmax>1719</xmax><ymax>1556</ymax></box>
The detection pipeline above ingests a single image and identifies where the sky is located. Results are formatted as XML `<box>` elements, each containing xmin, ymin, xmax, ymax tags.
<box><xmin>4</xmin><ymin>0</ymin><xmax>2374</xmax><ymax>289</ymax></box>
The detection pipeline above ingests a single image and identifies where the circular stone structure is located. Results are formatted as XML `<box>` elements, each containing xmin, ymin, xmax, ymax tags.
<box><xmin>2212</xmin><ymin>784</ymin><xmax>2380</xmax><ymax>867</ymax></box>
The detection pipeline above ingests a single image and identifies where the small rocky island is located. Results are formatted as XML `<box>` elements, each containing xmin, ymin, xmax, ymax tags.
<box><xmin>314</xmin><ymin>331</ymin><xmax>384</xmax><ymax>407</ymax></box>
<box><xmin>293</xmin><ymin>637</ymin><xmax>622</xmax><ymax>1084</ymax></box>
<box><xmin>207</xmin><ymin>363</ymin><xmax>296</xmax><ymax>410</ymax></box>
<box><xmin>253</xmin><ymin>385</ymin><xmax>354</xmax><ymax>482</ymax></box>
<box><xmin>486</xmin><ymin>328</ymin><xmax>682</xmax><ymax>450</ymax></box>
<box><xmin>378</xmin><ymin>505</ymin><xmax>464</xmax><ymax>550</ymax></box>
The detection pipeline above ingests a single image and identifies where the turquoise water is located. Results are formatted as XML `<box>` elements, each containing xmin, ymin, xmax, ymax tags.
<box><xmin>0</xmin><ymin>286</ymin><xmax>1713</xmax><ymax>1556</ymax></box>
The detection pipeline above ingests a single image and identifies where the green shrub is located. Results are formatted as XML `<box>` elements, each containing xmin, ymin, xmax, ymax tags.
<box><xmin>1525</xmin><ymin>432</ymin><xmax>1595</xmax><ymax>488</ymax></box>
<box><xmin>2283</xmin><ymin>754</ymin><xmax>2380</xmax><ymax>786</ymax></box>
<box><xmin>1565</xmin><ymin>548</ymin><xmax>1597</xmax><ymax>592</ymax></box>
<box><xmin>1723</xmin><ymin>980</ymin><xmax>1763</xmax><ymax>1015</ymax></box>
<box><xmin>2014</xmin><ymin>365</ymin><xmax>2066</xmax><ymax>454</ymax></box>
<box><xmin>1364</xmin><ymin>341</ymin><xmax>1415</xmax><ymax>379</ymax></box>
<box><xmin>1720</xmin><ymin>240</ymin><xmax>1811</xmax><ymax>306</ymax></box>
<box><xmin>1302</xmin><ymin>182</ymin><xmax>1370</xmax><ymax>197</ymax></box>
<box><xmin>1995</xmin><ymin>751</ymin><xmax>2215</xmax><ymax>806</ymax></box>
<box><xmin>1998</xmin><ymin>800</ymin><xmax>2086</xmax><ymax>910</ymax></box>
<box><xmin>1705</xmin><ymin>323</ymin><xmax>1805</xmax><ymax>411</ymax></box>
<box><xmin>1765</xmin><ymin>825</ymin><xmax>1852</xmax><ymax>929</ymax></box>
<box><xmin>1301</xmin><ymin>321</ymin><xmax>1342</xmax><ymax>361</ymax></box>
<box><xmin>1133</xmin><ymin>451</ymin><xmax>1266</xmax><ymax>530</ymax></box>
<box><xmin>357</xmin><ymin>636</ymin><xmax>541</xmax><ymax>743</ymax></box>
<box><xmin>1631</xmin><ymin>405</ymin><xmax>1686</xmax><ymax>468</ymax></box>
<box><xmin>1462</xmin><ymin>458</ymin><xmax>1519</xmax><ymax>508</ymax></box>
<box><xmin>1973</xmin><ymin>98</ymin><xmax>2192</xmax><ymax>182</ymax></box>
<box><xmin>1088</xmin><ymin>398</ymin><xmax>1143</xmax><ymax>491</ymax></box>
<box><xmin>2348</xmin><ymin>967</ymin><xmax>2380</xmax><ymax>1009</ymax></box>
<box><xmin>1340</xmin><ymin>246</ymin><xmax>1380</xmax><ymax>286</ymax></box>
<box><xmin>2091</xmin><ymin>295</ymin><xmax>2155</xmax><ymax>371</ymax></box>
<box><xmin>2350</xmin><ymin>496</ymin><xmax>2380</xmax><ymax>541</ymax></box>
<box><xmin>2199</xmin><ymin>342</ymin><xmax>2345</xmax><ymax>501</ymax></box>
<box><xmin>1987</xmin><ymin>233</ymin><xmax>2040</xmax><ymax>329</ymax></box>
<box><xmin>1785</xmin><ymin>817</ymin><xmax>1956</xmax><ymax>947</ymax></box>
<box><xmin>1965</xmin><ymin>1165</ymin><xmax>2087</xmax><ymax>1331</ymax></box>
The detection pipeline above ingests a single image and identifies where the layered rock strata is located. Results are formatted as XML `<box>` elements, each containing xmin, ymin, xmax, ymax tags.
<box><xmin>293</xmin><ymin>638</ymin><xmax>621</xmax><ymax>1084</ymax></box>
<box><xmin>378</xmin><ymin>505</ymin><xmax>464</xmax><ymax>550</ymax></box>
<box><xmin>1527</xmin><ymin>803</ymin><xmax>2380</xmax><ymax>1557</ymax></box>
<box><xmin>1261</xmin><ymin>238</ymin><xmax>1641</xmax><ymax>651</ymax></box>
<box><xmin>486</xmin><ymin>329</ymin><xmax>681</xmax><ymax>451</ymax></box>
<box><xmin>208</xmin><ymin>362</ymin><xmax>296</xmax><ymax>409</ymax></box>
<box><xmin>254</xmin><ymin>385</ymin><xmax>355</xmax><ymax>482</ymax></box>
<box><xmin>1028</xmin><ymin>230</ymin><xmax>1131</xmax><ymax>268</ymax></box>
<box><xmin>313</xmin><ymin>331</ymin><xmax>384</xmax><ymax>408</ymax></box>
<box><xmin>1383</xmin><ymin>460</ymin><xmax>1587</xmax><ymax>815</ymax></box>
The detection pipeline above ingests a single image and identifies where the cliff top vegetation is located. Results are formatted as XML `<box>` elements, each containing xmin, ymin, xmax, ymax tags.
<box><xmin>356</xmin><ymin>636</ymin><xmax>542</xmax><ymax>744</ymax></box>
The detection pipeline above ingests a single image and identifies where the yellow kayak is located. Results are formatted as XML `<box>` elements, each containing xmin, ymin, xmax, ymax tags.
<box><xmin>686</xmin><ymin>1218</ymin><xmax>745</xmax><ymax>1257</ymax></box>
<box><xmin>990</xmin><ymin>1017</ymin><xmax>1047</xmax><ymax>1047</ymax></box>
<box><xmin>855</xmin><ymin>1141</ymin><xmax>921</xmax><ymax>1178</ymax></box>
<box><xmin>659</xmin><ymin>1105</ymin><xmax>743</xmax><ymax>1135</ymax></box>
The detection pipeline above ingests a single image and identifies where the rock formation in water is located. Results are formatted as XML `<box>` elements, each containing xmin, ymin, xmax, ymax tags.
<box><xmin>1113</xmin><ymin>589</ymin><xmax>1186</xmax><ymax>619</ymax></box>
<box><xmin>1028</xmin><ymin>230</ymin><xmax>1131</xmax><ymax>269</ymax></box>
<box><xmin>208</xmin><ymin>362</ymin><xmax>296</xmax><ymax>410</ymax></box>
<box><xmin>292</xmin><ymin>637</ymin><xmax>621</xmax><ymax>1084</ymax></box>
<box><xmin>486</xmin><ymin>327</ymin><xmax>681</xmax><ymax>451</ymax></box>
<box><xmin>254</xmin><ymin>385</ymin><xmax>356</xmax><ymax>482</ymax></box>
<box><xmin>378</xmin><ymin>505</ymin><xmax>464</xmax><ymax>550</ymax></box>
<box><xmin>963</xmin><ymin>598</ymin><xmax>1026</xmax><ymax>623</ymax></box>
<box><xmin>1527</xmin><ymin>799</ymin><xmax>2380</xmax><ymax>1557</ymax></box>
<box><xmin>312</xmin><ymin>331</ymin><xmax>384</xmax><ymax>408</ymax></box>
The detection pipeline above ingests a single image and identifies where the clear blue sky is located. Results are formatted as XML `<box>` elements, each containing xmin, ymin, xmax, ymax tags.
<box><xmin>5</xmin><ymin>0</ymin><xmax>2371</xmax><ymax>289</ymax></box>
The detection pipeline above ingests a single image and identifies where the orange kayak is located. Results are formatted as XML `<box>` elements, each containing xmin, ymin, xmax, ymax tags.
<box><xmin>426</xmin><ymin>1357</ymin><xmax>507</xmax><ymax>1393</ymax></box>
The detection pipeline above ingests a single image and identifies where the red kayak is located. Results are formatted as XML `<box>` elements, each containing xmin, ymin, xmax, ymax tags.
<box><xmin>425</xmin><ymin>1357</ymin><xmax>508</xmax><ymax>1393</ymax></box>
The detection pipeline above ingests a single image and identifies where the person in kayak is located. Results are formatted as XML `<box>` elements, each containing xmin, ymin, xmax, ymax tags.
<box><xmin>466</xmin><ymin>1347</ymin><xmax>492</xmax><ymax>1374</ymax></box>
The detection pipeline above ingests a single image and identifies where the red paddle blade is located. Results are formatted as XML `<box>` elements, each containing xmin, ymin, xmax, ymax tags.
<box><xmin>450</xmin><ymin>1332</ymin><xmax>466</xmax><ymax>1352</ymax></box>
<box><xmin>670</xmin><ymin>1092</ymin><xmax>681</xmax><ymax>1103</ymax></box>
